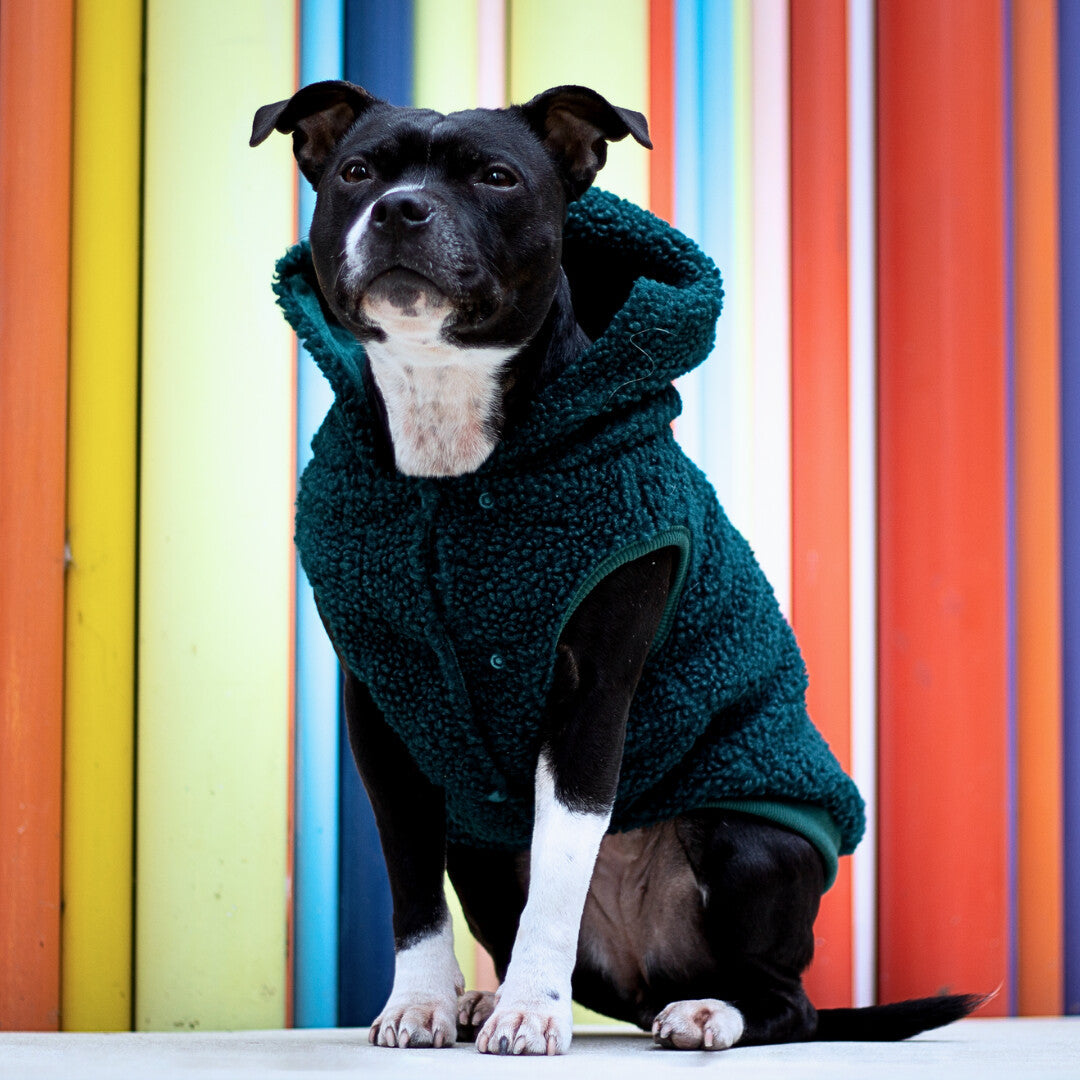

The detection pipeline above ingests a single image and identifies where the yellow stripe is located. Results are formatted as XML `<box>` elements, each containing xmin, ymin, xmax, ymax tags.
<box><xmin>507</xmin><ymin>0</ymin><xmax>649</xmax><ymax>205</ymax></box>
<box><xmin>136</xmin><ymin>0</ymin><xmax>295</xmax><ymax>1031</ymax></box>
<box><xmin>62</xmin><ymin>0</ymin><xmax>144</xmax><ymax>1033</ymax></box>
<box><xmin>414</xmin><ymin>0</ymin><xmax>480</xmax><ymax>111</ymax></box>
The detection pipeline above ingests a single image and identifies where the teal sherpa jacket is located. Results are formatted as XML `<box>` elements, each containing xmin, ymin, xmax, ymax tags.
<box><xmin>276</xmin><ymin>189</ymin><xmax>865</xmax><ymax>891</ymax></box>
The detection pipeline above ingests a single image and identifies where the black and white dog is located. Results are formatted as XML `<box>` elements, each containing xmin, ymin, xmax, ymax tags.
<box><xmin>251</xmin><ymin>80</ymin><xmax>981</xmax><ymax>1055</ymax></box>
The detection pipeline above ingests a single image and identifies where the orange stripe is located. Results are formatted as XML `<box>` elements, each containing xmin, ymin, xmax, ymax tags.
<box><xmin>877</xmin><ymin>0</ymin><xmax>1009</xmax><ymax>1011</ymax></box>
<box><xmin>1012</xmin><ymin>0</ymin><xmax>1064</xmax><ymax>1017</ymax></box>
<box><xmin>0</xmin><ymin>0</ymin><xmax>74</xmax><ymax>1031</ymax></box>
<box><xmin>648</xmin><ymin>0</ymin><xmax>675</xmax><ymax>222</ymax></box>
<box><xmin>790</xmin><ymin>0</ymin><xmax>852</xmax><ymax>1010</ymax></box>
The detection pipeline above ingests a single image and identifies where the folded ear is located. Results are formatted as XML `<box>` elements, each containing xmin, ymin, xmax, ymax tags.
<box><xmin>516</xmin><ymin>85</ymin><xmax>652</xmax><ymax>200</ymax></box>
<box><xmin>250</xmin><ymin>80</ymin><xmax>382</xmax><ymax>187</ymax></box>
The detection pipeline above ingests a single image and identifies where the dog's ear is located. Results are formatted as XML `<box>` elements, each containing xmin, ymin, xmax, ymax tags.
<box><xmin>250</xmin><ymin>80</ymin><xmax>382</xmax><ymax>187</ymax></box>
<box><xmin>517</xmin><ymin>85</ymin><xmax>652</xmax><ymax>200</ymax></box>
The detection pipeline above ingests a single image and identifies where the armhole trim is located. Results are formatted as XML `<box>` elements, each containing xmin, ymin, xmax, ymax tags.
<box><xmin>558</xmin><ymin>526</ymin><xmax>692</xmax><ymax>655</ymax></box>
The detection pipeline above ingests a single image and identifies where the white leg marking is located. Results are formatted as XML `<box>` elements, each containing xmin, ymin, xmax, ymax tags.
<box><xmin>369</xmin><ymin>917</ymin><xmax>464</xmax><ymax>1049</ymax></box>
<box><xmin>476</xmin><ymin>752</ymin><xmax>610</xmax><ymax>1056</ymax></box>
<box><xmin>652</xmin><ymin>999</ymin><xmax>745</xmax><ymax>1051</ymax></box>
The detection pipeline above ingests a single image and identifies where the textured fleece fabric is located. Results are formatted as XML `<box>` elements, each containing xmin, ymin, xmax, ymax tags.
<box><xmin>275</xmin><ymin>188</ymin><xmax>865</xmax><ymax>890</ymax></box>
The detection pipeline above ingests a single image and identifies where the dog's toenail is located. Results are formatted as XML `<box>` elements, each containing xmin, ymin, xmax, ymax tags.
<box><xmin>499</xmin><ymin>1035</ymin><xmax>509</xmax><ymax>1054</ymax></box>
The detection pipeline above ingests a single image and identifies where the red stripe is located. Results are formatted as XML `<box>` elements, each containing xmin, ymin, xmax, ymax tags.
<box><xmin>876</xmin><ymin>0</ymin><xmax>1009</xmax><ymax>1011</ymax></box>
<box><xmin>648</xmin><ymin>0</ymin><xmax>675</xmax><ymax>223</ymax></box>
<box><xmin>0</xmin><ymin>0</ymin><xmax>74</xmax><ymax>1030</ymax></box>
<box><xmin>790</xmin><ymin>0</ymin><xmax>853</xmax><ymax>1010</ymax></box>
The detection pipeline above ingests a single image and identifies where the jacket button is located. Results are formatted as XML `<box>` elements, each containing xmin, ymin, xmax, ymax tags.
<box><xmin>489</xmin><ymin>653</ymin><xmax>504</xmax><ymax>670</ymax></box>
<box><xmin>478</xmin><ymin>491</ymin><xmax>495</xmax><ymax>509</ymax></box>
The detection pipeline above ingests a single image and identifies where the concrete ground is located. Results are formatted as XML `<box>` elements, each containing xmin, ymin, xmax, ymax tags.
<box><xmin>1</xmin><ymin>1019</ymin><xmax>1077</xmax><ymax>1080</ymax></box>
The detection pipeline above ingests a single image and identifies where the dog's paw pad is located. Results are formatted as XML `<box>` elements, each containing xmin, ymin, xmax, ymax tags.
<box><xmin>652</xmin><ymin>999</ymin><xmax>744</xmax><ymax>1050</ymax></box>
<box><xmin>369</xmin><ymin>995</ymin><xmax>457</xmax><ymax>1049</ymax></box>
<box><xmin>475</xmin><ymin>993</ymin><xmax>572</xmax><ymax>1056</ymax></box>
<box><xmin>457</xmin><ymin>989</ymin><xmax>496</xmax><ymax>1040</ymax></box>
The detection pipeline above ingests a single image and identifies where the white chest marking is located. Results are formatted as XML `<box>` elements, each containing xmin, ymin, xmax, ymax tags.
<box><xmin>364</xmin><ymin>298</ymin><xmax>514</xmax><ymax>477</ymax></box>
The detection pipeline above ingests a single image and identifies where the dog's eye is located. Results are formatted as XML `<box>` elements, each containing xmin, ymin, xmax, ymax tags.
<box><xmin>341</xmin><ymin>162</ymin><xmax>370</xmax><ymax>183</ymax></box>
<box><xmin>481</xmin><ymin>167</ymin><xmax>517</xmax><ymax>188</ymax></box>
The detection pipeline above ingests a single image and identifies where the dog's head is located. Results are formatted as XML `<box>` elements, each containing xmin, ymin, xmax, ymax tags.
<box><xmin>251</xmin><ymin>81</ymin><xmax>650</xmax><ymax>353</ymax></box>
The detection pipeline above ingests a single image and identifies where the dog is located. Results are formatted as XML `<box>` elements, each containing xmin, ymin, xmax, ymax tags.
<box><xmin>251</xmin><ymin>80</ymin><xmax>983</xmax><ymax>1055</ymax></box>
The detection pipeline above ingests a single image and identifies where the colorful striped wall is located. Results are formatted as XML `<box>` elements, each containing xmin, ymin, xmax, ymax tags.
<box><xmin>1</xmin><ymin>0</ymin><xmax>1076</xmax><ymax>1032</ymax></box>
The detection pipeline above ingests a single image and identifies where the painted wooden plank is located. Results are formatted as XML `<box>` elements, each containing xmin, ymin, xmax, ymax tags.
<box><xmin>507</xmin><ymin>0</ymin><xmax>649</xmax><ymax>206</ymax></box>
<box><xmin>790</xmin><ymin>0</ymin><xmax>853</xmax><ymax>1011</ymax></box>
<box><xmin>136</xmin><ymin>0</ymin><xmax>296</xmax><ymax>1031</ymax></box>
<box><xmin>294</xmin><ymin>0</ymin><xmax>344</xmax><ymax>1031</ymax></box>
<box><xmin>876</xmin><ymin>0</ymin><xmax>1009</xmax><ymax>1012</ymax></box>
<box><xmin>847</xmin><ymin>0</ymin><xmax>878</xmax><ymax>1009</ymax></box>
<box><xmin>0</xmin><ymin>0</ymin><xmax>73</xmax><ymax>1033</ymax></box>
<box><xmin>648</xmin><ymin>0</ymin><xmax>675</xmax><ymax>224</ymax></box>
<box><xmin>672</xmin><ymin>0</ymin><xmax>705</xmax><ymax>469</ymax></box>
<box><xmin>62</xmin><ymin>0</ymin><xmax>143</xmax><ymax>1032</ymax></box>
<box><xmin>415</xmin><ymin>0</ymin><xmax>478</xmax><ymax>111</ymax></box>
<box><xmin>749</xmin><ymin>0</ymin><xmax>791</xmax><ymax>616</ymax></box>
<box><xmin>335</xmin><ymin>0</ymin><xmax>411</xmax><ymax>1026</ymax></box>
<box><xmin>1058</xmin><ymin>0</ymin><xmax>1080</xmax><ymax>1020</ymax></box>
<box><xmin>1012</xmin><ymin>0</ymin><xmax>1064</xmax><ymax>1018</ymax></box>
<box><xmin>477</xmin><ymin>0</ymin><xmax>506</xmax><ymax>109</ymax></box>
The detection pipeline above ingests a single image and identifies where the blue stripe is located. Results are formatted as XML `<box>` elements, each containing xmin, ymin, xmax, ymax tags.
<box><xmin>335</xmin><ymin>0</ymin><xmax>413</xmax><ymax>1026</ymax></box>
<box><xmin>295</xmin><ymin>0</ymin><xmax>345</xmax><ymax>1030</ymax></box>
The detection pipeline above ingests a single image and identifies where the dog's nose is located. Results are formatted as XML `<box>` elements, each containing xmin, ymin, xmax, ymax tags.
<box><xmin>370</xmin><ymin>190</ymin><xmax>434</xmax><ymax>231</ymax></box>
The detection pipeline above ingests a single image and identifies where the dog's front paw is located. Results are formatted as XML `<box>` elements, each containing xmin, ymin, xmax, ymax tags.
<box><xmin>475</xmin><ymin>987</ymin><xmax>573</xmax><ymax>1056</ymax></box>
<box><xmin>652</xmin><ymin>999</ymin><xmax>744</xmax><ymax>1050</ymax></box>
<box><xmin>457</xmin><ymin>989</ymin><xmax>496</xmax><ymax>1041</ymax></box>
<box><xmin>369</xmin><ymin>993</ymin><xmax>458</xmax><ymax>1048</ymax></box>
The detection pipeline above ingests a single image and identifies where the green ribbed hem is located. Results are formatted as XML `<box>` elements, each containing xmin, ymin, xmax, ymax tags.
<box><xmin>703</xmin><ymin>799</ymin><xmax>843</xmax><ymax>891</ymax></box>
<box><xmin>558</xmin><ymin>527</ymin><xmax>692</xmax><ymax>653</ymax></box>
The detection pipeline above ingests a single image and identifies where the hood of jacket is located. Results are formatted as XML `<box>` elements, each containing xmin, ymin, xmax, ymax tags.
<box><xmin>273</xmin><ymin>188</ymin><xmax>723</xmax><ymax>472</ymax></box>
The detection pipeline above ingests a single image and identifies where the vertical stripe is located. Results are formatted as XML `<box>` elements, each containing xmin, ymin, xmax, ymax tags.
<box><xmin>0</xmin><ymin>0</ymin><xmax>73</xmax><ymax>1032</ymax></box>
<box><xmin>507</xmin><ymin>0</ymin><xmax>649</xmax><ymax>206</ymax></box>
<box><xmin>62</xmin><ymin>0</ymin><xmax>142</xmax><ymax>1031</ymax></box>
<box><xmin>672</xmin><ymin>0</ymin><xmax>705</xmax><ymax>469</ymax></box>
<box><xmin>415</xmin><ymin>0</ymin><xmax>479</xmax><ymax>111</ymax></box>
<box><xmin>477</xmin><ymin>0</ymin><xmax>507</xmax><ymax>108</ymax></box>
<box><xmin>791</xmin><ymin>0</ymin><xmax>853</xmax><ymax>1010</ymax></box>
<box><xmin>700</xmin><ymin>0</ymin><xmax>736</xmax><ymax>513</ymax></box>
<box><xmin>1012</xmin><ymin>0</ymin><xmax>1063</xmax><ymax>1017</ymax></box>
<box><xmin>1002</xmin><ymin>1</ymin><xmax>1019</xmax><ymax>1015</ymax></box>
<box><xmin>876</xmin><ymin>0</ymin><xmax>1009</xmax><ymax>1012</ymax></box>
<box><xmin>730</xmin><ymin>0</ymin><xmax>754</xmax><ymax>536</ymax></box>
<box><xmin>648</xmin><ymin>0</ymin><xmax>676</xmax><ymax>224</ymax></box>
<box><xmin>335</xmin><ymin>4</ymin><xmax>408</xmax><ymax>1025</ymax></box>
<box><xmin>750</xmin><ymin>0</ymin><xmax>791</xmax><ymax>615</ymax></box>
<box><xmin>137</xmin><ymin>0</ymin><xmax>296</xmax><ymax>1030</ymax></box>
<box><xmin>1058</xmin><ymin>0</ymin><xmax>1080</xmax><ymax>1018</ymax></box>
<box><xmin>344</xmin><ymin>0</ymin><xmax>413</xmax><ymax>103</ymax></box>
<box><xmin>295</xmin><ymin>0</ymin><xmax>344</xmax><ymax>1030</ymax></box>
<box><xmin>848</xmin><ymin>0</ymin><xmax>878</xmax><ymax>1010</ymax></box>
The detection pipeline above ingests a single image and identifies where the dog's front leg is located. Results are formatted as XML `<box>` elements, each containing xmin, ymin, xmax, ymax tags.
<box><xmin>342</xmin><ymin>670</ymin><xmax>464</xmax><ymax>1048</ymax></box>
<box><xmin>476</xmin><ymin>548</ymin><xmax>677</xmax><ymax>1055</ymax></box>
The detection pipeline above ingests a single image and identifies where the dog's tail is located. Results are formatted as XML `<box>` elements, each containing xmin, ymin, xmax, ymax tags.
<box><xmin>813</xmin><ymin>992</ymin><xmax>990</xmax><ymax>1042</ymax></box>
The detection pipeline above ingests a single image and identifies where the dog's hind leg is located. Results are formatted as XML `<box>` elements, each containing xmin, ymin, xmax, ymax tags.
<box><xmin>651</xmin><ymin>809</ymin><xmax>823</xmax><ymax>1049</ymax></box>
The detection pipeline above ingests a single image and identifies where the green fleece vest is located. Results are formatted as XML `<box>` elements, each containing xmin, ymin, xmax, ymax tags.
<box><xmin>275</xmin><ymin>189</ymin><xmax>865</xmax><ymax>890</ymax></box>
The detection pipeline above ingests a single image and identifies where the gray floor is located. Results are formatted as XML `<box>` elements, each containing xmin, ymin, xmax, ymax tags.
<box><xmin>1</xmin><ymin>1019</ymin><xmax>1077</xmax><ymax>1080</ymax></box>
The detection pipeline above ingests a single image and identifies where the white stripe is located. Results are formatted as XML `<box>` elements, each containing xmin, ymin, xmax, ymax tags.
<box><xmin>750</xmin><ymin>0</ymin><xmax>791</xmax><ymax>615</ymax></box>
<box><xmin>848</xmin><ymin>0</ymin><xmax>878</xmax><ymax>1010</ymax></box>
<box><xmin>477</xmin><ymin>0</ymin><xmax>506</xmax><ymax>109</ymax></box>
